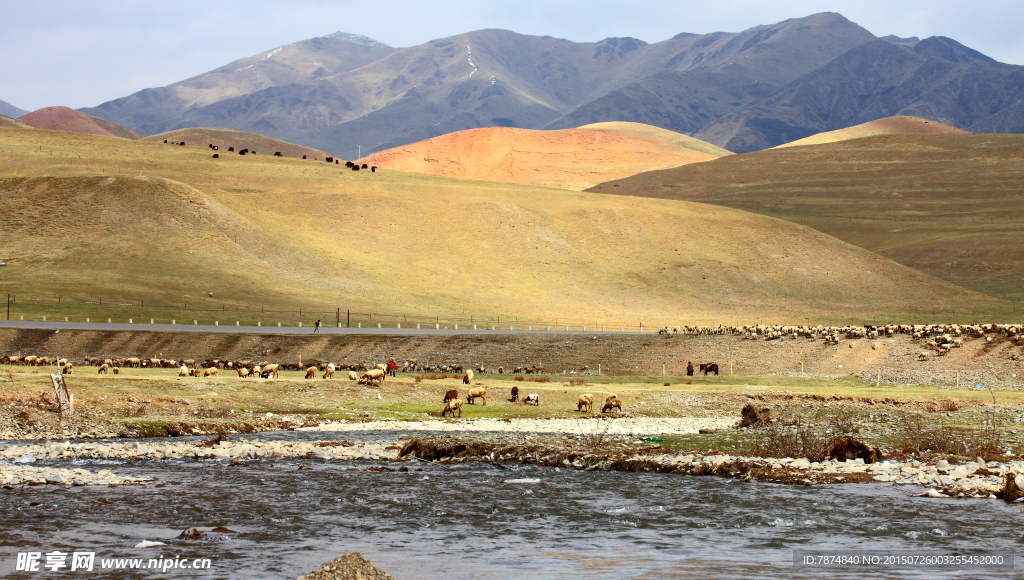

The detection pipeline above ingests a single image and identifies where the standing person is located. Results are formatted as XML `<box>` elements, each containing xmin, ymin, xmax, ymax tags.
<box><xmin>314</xmin><ymin>319</ymin><xmax>321</xmax><ymax>334</ymax></box>
<box><xmin>686</xmin><ymin>361</ymin><xmax>694</xmax><ymax>376</ymax></box>
<box><xmin>387</xmin><ymin>356</ymin><xmax>397</xmax><ymax>378</ymax></box>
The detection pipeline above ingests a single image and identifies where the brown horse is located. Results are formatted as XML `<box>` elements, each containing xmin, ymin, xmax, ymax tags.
<box><xmin>699</xmin><ymin>363</ymin><xmax>719</xmax><ymax>376</ymax></box>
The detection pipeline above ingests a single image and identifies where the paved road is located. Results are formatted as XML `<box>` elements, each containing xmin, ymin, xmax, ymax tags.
<box><xmin>0</xmin><ymin>320</ymin><xmax>645</xmax><ymax>336</ymax></box>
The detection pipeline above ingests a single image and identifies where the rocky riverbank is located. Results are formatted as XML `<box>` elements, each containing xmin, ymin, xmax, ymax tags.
<box><xmin>1</xmin><ymin>430</ymin><xmax>1019</xmax><ymax>500</ymax></box>
<box><xmin>301</xmin><ymin>416</ymin><xmax>736</xmax><ymax>436</ymax></box>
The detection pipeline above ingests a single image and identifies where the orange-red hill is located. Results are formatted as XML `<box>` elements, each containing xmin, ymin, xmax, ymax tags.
<box><xmin>356</xmin><ymin>126</ymin><xmax>723</xmax><ymax>190</ymax></box>
<box><xmin>18</xmin><ymin>107</ymin><xmax>142</xmax><ymax>139</ymax></box>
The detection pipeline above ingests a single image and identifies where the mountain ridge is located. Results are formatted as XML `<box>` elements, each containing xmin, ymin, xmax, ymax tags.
<box><xmin>78</xmin><ymin>14</ymin><xmax>1024</xmax><ymax>156</ymax></box>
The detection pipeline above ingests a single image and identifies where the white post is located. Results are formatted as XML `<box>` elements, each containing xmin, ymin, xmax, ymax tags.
<box><xmin>215</xmin><ymin>321</ymin><xmax>219</xmax><ymax>326</ymax></box>
<box><xmin>491</xmin><ymin>325</ymin><xmax>495</xmax><ymax>330</ymax></box>
<box><xmin>128</xmin><ymin>318</ymin><xmax>132</xmax><ymax>324</ymax></box>
<box><xmin>171</xmin><ymin>319</ymin><xmax>174</xmax><ymax>324</ymax></box>
<box><xmin>258</xmin><ymin>321</ymin><xmax>261</xmax><ymax>326</ymax></box>
<box><xmin>510</xmin><ymin>325</ymin><xmax>514</xmax><ymax>331</ymax></box>
<box><xmin>150</xmin><ymin>319</ymin><xmax>154</xmax><ymax>324</ymax></box>
<box><xmin>107</xmin><ymin>318</ymin><xmax>111</xmax><ymax>323</ymax></box>
<box><xmin>65</xmin><ymin>317</ymin><xmax>68</xmax><ymax>322</ymax></box>
<box><xmin>378</xmin><ymin>323</ymin><xmax>381</xmax><ymax>328</ymax></box>
<box><xmin>663</xmin><ymin>363</ymin><xmax>666</xmax><ymax>376</ymax></box>
<box><xmin>620</xmin><ymin>327</ymin><xmax>624</xmax><ymax>332</ymax></box>
<box><xmin>417</xmin><ymin>323</ymin><xmax>421</xmax><ymax>329</ymax></box>
<box><xmin>193</xmin><ymin>320</ymin><xmax>197</xmax><ymax>325</ymax></box>
<box><xmin>565</xmin><ymin>325</ymin><xmax>569</xmax><ymax>331</ymax></box>
<box><xmin>43</xmin><ymin>316</ymin><xmax>46</xmax><ymax>321</ymax></box>
<box><xmin>398</xmin><ymin>323</ymin><xmax>401</xmax><ymax>329</ymax></box>
<box><xmin>278</xmin><ymin>322</ymin><xmax>282</xmax><ymax>327</ymax></box>
<box><xmin>236</xmin><ymin>321</ymin><xmax>239</xmax><ymax>326</ymax></box>
<box><xmin>602</xmin><ymin>326</ymin><xmax>605</xmax><ymax>332</ymax></box>
<box><xmin>86</xmin><ymin>317</ymin><xmax>90</xmax><ymax>322</ymax></box>
<box><xmin>299</xmin><ymin>322</ymin><xmax>303</xmax><ymax>327</ymax></box>
<box><xmin>357</xmin><ymin>322</ymin><xmax>361</xmax><ymax>328</ymax></box>
<box><xmin>528</xmin><ymin>326</ymin><xmax>532</xmax><ymax>331</ymax></box>
<box><xmin>473</xmin><ymin>325</ymin><xmax>477</xmax><ymax>330</ymax></box>
<box><xmin>598</xmin><ymin>364</ymin><xmax>601</xmax><ymax>376</ymax></box>
<box><xmin>546</xmin><ymin>326</ymin><xmax>550</xmax><ymax>331</ymax></box>
<box><xmin>435</xmin><ymin>323</ymin><xmax>440</xmax><ymax>329</ymax></box>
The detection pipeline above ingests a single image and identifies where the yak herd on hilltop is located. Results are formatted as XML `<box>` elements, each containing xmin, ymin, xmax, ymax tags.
<box><xmin>160</xmin><ymin>139</ymin><xmax>376</xmax><ymax>171</ymax></box>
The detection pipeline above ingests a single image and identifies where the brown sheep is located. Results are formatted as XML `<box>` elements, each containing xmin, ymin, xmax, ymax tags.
<box><xmin>602</xmin><ymin>394</ymin><xmax>621</xmax><ymax>413</ymax></box>
<box><xmin>178</xmin><ymin>365</ymin><xmax>189</xmax><ymax>377</ymax></box>
<box><xmin>463</xmin><ymin>369</ymin><xmax>474</xmax><ymax>384</ymax></box>
<box><xmin>237</xmin><ymin>367</ymin><xmax>250</xmax><ymax>378</ymax></box>
<box><xmin>305</xmin><ymin>366</ymin><xmax>317</xmax><ymax>379</ymax></box>
<box><xmin>466</xmin><ymin>387</ymin><xmax>487</xmax><ymax>405</ymax></box>
<box><xmin>360</xmin><ymin>369</ymin><xmax>385</xmax><ymax>386</ymax></box>
<box><xmin>510</xmin><ymin>386</ymin><xmax>519</xmax><ymax>402</ymax></box>
<box><xmin>98</xmin><ymin>363</ymin><xmax>109</xmax><ymax>374</ymax></box>
<box><xmin>441</xmin><ymin>398</ymin><xmax>464</xmax><ymax>418</ymax></box>
<box><xmin>577</xmin><ymin>394</ymin><xmax>594</xmax><ymax>413</ymax></box>
<box><xmin>322</xmin><ymin>365</ymin><xmax>335</xmax><ymax>379</ymax></box>
<box><xmin>112</xmin><ymin>367</ymin><xmax>120</xmax><ymax>375</ymax></box>
<box><xmin>262</xmin><ymin>364</ymin><xmax>280</xmax><ymax>378</ymax></box>
<box><xmin>62</xmin><ymin>363</ymin><xmax>73</xmax><ymax>374</ymax></box>
<box><xmin>190</xmin><ymin>369</ymin><xmax>202</xmax><ymax>377</ymax></box>
<box><xmin>204</xmin><ymin>368</ymin><xmax>219</xmax><ymax>377</ymax></box>
<box><xmin>443</xmin><ymin>389</ymin><xmax>459</xmax><ymax>403</ymax></box>
<box><xmin>348</xmin><ymin>370</ymin><xmax>359</xmax><ymax>381</ymax></box>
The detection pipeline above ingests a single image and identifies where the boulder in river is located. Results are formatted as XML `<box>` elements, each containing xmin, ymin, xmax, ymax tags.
<box><xmin>1001</xmin><ymin>471</ymin><xmax>1024</xmax><ymax>502</ymax></box>
<box><xmin>297</xmin><ymin>552</ymin><xmax>393</xmax><ymax>580</ymax></box>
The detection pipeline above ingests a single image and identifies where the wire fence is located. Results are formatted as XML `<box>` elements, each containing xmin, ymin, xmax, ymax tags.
<box><xmin>3</xmin><ymin>293</ymin><xmax>1022</xmax><ymax>331</ymax></box>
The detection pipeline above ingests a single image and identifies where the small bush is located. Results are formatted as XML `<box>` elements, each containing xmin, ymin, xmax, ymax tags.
<box><xmin>568</xmin><ymin>379</ymin><xmax>586</xmax><ymax>386</ymax></box>
<box><xmin>893</xmin><ymin>413</ymin><xmax>1001</xmax><ymax>457</ymax></box>
<box><xmin>527</xmin><ymin>377</ymin><xmax>550</xmax><ymax>383</ymax></box>
<box><xmin>513</xmin><ymin>376</ymin><xmax>525</xmax><ymax>381</ymax></box>
<box><xmin>749</xmin><ymin>423</ymin><xmax>831</xmax><ymax>462</ymax></box>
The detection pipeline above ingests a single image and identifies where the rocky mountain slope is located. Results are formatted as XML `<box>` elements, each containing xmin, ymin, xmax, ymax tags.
<box><xmin>79</xmin><ymin>14</ymin><xmax>1024</xmax><ymax>156</ymax></box>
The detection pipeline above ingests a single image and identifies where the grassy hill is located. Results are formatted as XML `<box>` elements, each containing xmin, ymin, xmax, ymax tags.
<box><xmin>140</xmin><ymin>128</ymin><xmax>329</xmax><ymax>160</ymax></box>
<box><xmin>0</xmin><ymin>126</ymin><xmax>1011</xmax><ymax>326</ymax></box>
<box><xmin>356</xmin><ymin>125</ymin><xmax>725</xmax><ymax>190</ymax></box>
<box><xmin>0</xmin><ymin>115</ymin><xmax>32</xmax><ymax>129</ymax></box>
<box><xmin>773</xmin><ymin>116</ymin><xmax>966</xmax><ymax>148</ymax></box>
<box><xmin>587</xmin><ymin>133</ymin><xmax>1024</xmax><ymax>301</ymax></box>
<box><xmin>578</xmin><ymin>122</ymin><xmax>734</xmax><ymax>156</ymax></box>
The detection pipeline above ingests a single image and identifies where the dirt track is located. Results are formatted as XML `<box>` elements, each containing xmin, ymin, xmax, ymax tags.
<box><xmin>2</xmin><ymin>328</ymin><xmax>1022</xmax><ymax>389</ymax></box>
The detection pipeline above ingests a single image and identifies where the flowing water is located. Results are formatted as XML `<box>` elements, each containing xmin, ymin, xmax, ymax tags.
<box><xmin>2</xmin><ymin>431</ymin><xmax>1022</xmax><ymax>579</ymax></box>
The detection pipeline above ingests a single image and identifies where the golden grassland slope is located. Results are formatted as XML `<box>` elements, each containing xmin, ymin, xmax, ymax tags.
<box><xmin>0</xmin><ymin>126</ymin><xmax>1009</xmax><ymax>325</ymax></box>
<box><xmin>774</xmin><ymin>116</ymin><xmax>967</xmax><ymax>148</ymax></box>
<box><xmin>0</xmin><ymin>115</ymin><xmax>33</xmax><ymax>129</ymax></box>
<box><xmin>355</xmin><ymin>126</ymin><xmax>724</xmax><ymax>190</ymax></box>
<box><xmin>587</xmin><ymin>133</ymin><xmax>1024</xmax><ymax>301</ymax></box>
<box><xmin>18</xmin><ymin>107</ymin><xmax>142</xmax><ymax>139</ymax></box>
<box><xmin>578</xmin><ymin>122</ymin><xmax>734</xmax><ymax>157</ymax></box>
<box><xmin>139</xmin><ymin>127</ymin><xmax>329</xmax><ymax>160</ymax></box>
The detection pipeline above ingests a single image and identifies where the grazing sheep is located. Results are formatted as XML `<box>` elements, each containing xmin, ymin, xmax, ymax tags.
<box><xmin>274</xmin><ymin>152</ymin><xmax>282</xmax><ymax>157</ymax></box>
<box><xmin>466</xmin><ymin>387</ymin><xmax>487</xmax><ymax>405</ymax></box>
<box><xmin>348</xmin><ymin>370</ymin><xmax>359</xmax><ymax>381</ymax></box>
<box><xmin>62</xmin><ymin>363</ymin><xmax>73</xmax><ymax>374</ymax></box>
<box><xmin>361</xmin><ymin>163</ymin><xmax>368</xmax><ymax>169</ymax></box>
<box><xmin>524</xmin><ymin>393</ymin><xmax>540</xmax><ymax>406</ymax></box>
<box><xmin>204</xmin><ymin>368</ymin><xmax>219</xmax><ymax>377</ymax></box>
<box><xmin>602</xmin><ymin>394</ymin><xmax>621</xmax><ymax>413</ymax></box>
<box><xmin>463</xmin><ymin>369</ymin><xmax>474</xmax><ymax>384</ymax></box>
<box><xmin>252</xmin><ymin>365</ymin><xmax>261</xmax><ymax>377</ymax></box>
<box><xmin>98</xmin><ymin>363</ymin><xmax>109</xmax><ymax>374</ymax></box>
<box><xmin>212</xmin><ymin>153</ymin><xmax>219</xmax><ymax>158</ymax></box>
<box><xmin>360</xmin><ymin>369</ymin><xmax>385</xmax><ymax>386</ymax></box>
<box><xmin>497</xmin><ymin>366</ymin><xmax>504</xmax><ymax>374</ymax></box>
<box><xmin>510</xmin><ymin>385</ymin><xmax>519</xmax><ymax>402</ymax></box>
<box><xmin>374</xmin><ymin>363</ymin><xmax>386</xmax><ymax>371</ymax></box>
<box><xmin>305</xmin><ymin>366</ymin><xmax>317</xmax><ymax>379</ymax></box>
<box><xmin>441</xmin><ymin>398</ymin><xmax>463</xmax><ymax>418</ymax></box>
<box><xmin>112</xmin><ymin>367</ymin><xmax>120</xmax><ymax>375</ymax></box>
<box><xmin>577</xmin><ymin>394</ymin><xmax>594</xmax><ymax>413</ymax></box>
<box><xmin>237</xmin><ymin>367</ymin><xmax>250</xmax><ymax>378</ymax></box>
<box><xmin>261</xmin><ymin>364</ymin><xmax>280</xmax><ymax>379</ymax></box>
<box><xmin>371</xmin><ymin>166</ymin><xmax>376</xmax><ymax>172</ymax></box>
<box><xmin>443</xmin><ymin>389</ymin><xmax>459</xmax><ymax>403</ymax></box>
<box><xmin>178</xmin><ymin>365</ymin><xmax>189</xmax><ymax>377</ymax></box>
<box><xmin>323</xmin><ymin>364</ymin><xmax>335</xmax><ymax>379</ymax></box>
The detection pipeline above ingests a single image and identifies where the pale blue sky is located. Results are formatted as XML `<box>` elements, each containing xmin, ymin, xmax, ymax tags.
<box><xmin>2</xmin><ymin>0</ymin><xmax>1022</xmax><ymax>111</ymax></box>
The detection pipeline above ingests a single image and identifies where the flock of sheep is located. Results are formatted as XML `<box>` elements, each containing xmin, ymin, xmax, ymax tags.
<box><xmin>437</xmin><ymin>385</ymin><xmax>619</xmax><ymax>418</ymax></box>
<box><xmin>658</xmin><ymin>322</ymin><xmax>1023</xmax><ymax>346</ymax></box>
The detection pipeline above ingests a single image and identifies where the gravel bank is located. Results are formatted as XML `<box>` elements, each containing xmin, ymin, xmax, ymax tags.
<box><xmin>301</xmin><ymin>416</ymin><xmax>736</xmax><ymax>436</ymax></box>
